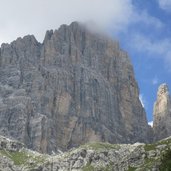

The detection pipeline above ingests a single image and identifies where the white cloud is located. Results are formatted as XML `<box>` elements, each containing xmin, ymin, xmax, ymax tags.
<box><xmin>0</xmin><ymin>0</ymin><xmax>164</xmax><ymax>46</ymax></box>
<box><xmin>148</xmin><ymin>121</ymin><xmax>153</xmax><ymax>127</ymax></box>
<box><xmin>158</xmin><ymin>0</ymin><xmax>171</xmax><ymax>12</ymax></box>
<box><xmin>152</xmin><ymin>76</ymin><xmax>159</xmax><ymax>85</ymax></box>
<box><xmin>130</xmin><ymin>34</ymin><xmax>171</xmax><ymax>68</ymax></box>
<box><xmin>131</xmin><ymin>34</ymin><xmax>168</xmax><ymax>55</ymax></box>
<box><xmin>139</xmin><ymin>94</ymin><xmax>145</xmax><ymax>108</ymax></box>
<box><xmin>0</xmin><ymin>0</ymin><xmax>134</xmax><ymax>45</ymax></box>
<box><xmin>133</xmin><ymin>10</ymin><xmax>164</xmax><ymax>29</ymax></box>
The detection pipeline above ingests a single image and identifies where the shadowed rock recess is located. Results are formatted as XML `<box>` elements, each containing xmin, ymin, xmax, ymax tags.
<box><xmin>0</xmin><ymin>22</ymin><xmax>151</xmax><ymax>153</ymax></box>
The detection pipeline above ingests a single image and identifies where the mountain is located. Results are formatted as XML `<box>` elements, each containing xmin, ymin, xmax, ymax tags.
<box><xmin>0</xmin><ymin>22</ymin><xmax>151</xmax><ymax>153</ymax></box>
<box><xmin>153</xmin><ymin>83</ymin><xmax>171</xmax><ymax>141</ymax></box>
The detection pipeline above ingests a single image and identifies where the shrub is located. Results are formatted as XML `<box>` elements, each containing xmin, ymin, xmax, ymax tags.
<box><xmin>159</xmin><ymin>149</ymin><xmax>171</xmax><ymax>171</ymax></box>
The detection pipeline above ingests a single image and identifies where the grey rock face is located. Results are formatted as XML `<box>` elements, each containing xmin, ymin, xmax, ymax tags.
<box><xmin>153</xmin><ymin>83</ymin><xmax>171</xmax><ymax>140</ymax></box>
<box><xmin>0</xmin><ymin>22</ymin><xmax>150</xmax><ymax>153</ymax></box>
<box><xmin>0</xmin><ymin>135</ymin><xmax>24</xmax><ymax>151</ymax></box>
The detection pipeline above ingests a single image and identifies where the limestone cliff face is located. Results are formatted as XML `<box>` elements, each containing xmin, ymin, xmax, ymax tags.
<box><xmin>153</xmin><ymin>83</ymin><xmax>171</xmax><ymax>141</ymax></box>
<box><xmin>0</xmin><ymin>22</ymin><xmax>150</xmax><ymax>153</ymax></box>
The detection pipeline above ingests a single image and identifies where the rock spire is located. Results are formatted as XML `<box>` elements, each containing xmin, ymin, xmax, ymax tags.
<box><xmin>153</xmin><ymin>83</ymin><xmax>171</xmax><ymax>140</ymax></box>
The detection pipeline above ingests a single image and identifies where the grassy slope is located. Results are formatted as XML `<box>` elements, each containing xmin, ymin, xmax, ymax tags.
<box><xmin>0</xmin><ymin>138</ymin><xmax>171</xmax><ymax>170</ymax></box>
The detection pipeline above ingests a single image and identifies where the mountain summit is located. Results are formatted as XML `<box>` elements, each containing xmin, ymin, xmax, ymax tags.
<box><xmin>0</xmin><ymin>22</ymin><xmax>151</xmax><ymax>153</ymax></box>
<box><xmin>153</xmin><ymin>83</ymin><xmax>171</xmax><ymax>140</ymax></box>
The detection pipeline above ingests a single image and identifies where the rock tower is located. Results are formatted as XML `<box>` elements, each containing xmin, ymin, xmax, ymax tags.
<box><xmin>153</xmin><ymin>83</ymin><xmax>171</xmax><ymax>140</ymax></box>
<box><xmin>0</xmin><ymin>22</ymin><xmax>150</xmax><ymax>153</ymax></box>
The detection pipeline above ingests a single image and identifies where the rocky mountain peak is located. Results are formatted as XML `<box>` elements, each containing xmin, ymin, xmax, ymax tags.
<box><xmin>157</xmin><ymin>83</ymin><xmax>169</xmax><ymax>98</ymax></box>
<box><xmin>43</xmin><ymin>30</ymin><xmax>53</xmax><ymax>43</ymax></box>
<box><xmin>0</xmin><ymin>22</ymin><xmax>151</xmax><ymax>153</ymax></box>
<box><xmin>153</xmin><ymin>83</ymin><xmax>171</xmax><ymax>140</ymax></box>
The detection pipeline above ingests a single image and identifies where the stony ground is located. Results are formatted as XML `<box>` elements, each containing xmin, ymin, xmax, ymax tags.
<box><xmin>0</xmin><ymin>135</ymin><xmax>171</xmax><ymax>171</ymax></box>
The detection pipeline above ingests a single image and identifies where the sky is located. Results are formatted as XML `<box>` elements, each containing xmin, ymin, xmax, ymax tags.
<box><xmin>0</xmin><ymin>0</ymin><xmax>171</xmax><ymax>125</ymax></box>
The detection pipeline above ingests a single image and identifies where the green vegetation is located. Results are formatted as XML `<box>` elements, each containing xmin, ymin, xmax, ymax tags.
<box><xmin>159</xmin><ymin>149</ymin><xmax>171</xmax><ymax>171</ymax></box>
<box><xmin>63</xmin><ymin>142</ymin><xmax>120</xmax><ymax>159</ymax></box>
<box><xmin>0</xmin><ymin>149</ymin><xmax>47</xmax><ymax>169</ymax></box>
<box><xmin>82</xmin><ymin>162</ymin><xmax>114</xmax><ymax>171</ymax></box>
<box><xmin>81</xmin><ymin>142</ymin><xmax>120</xmax><ymax>151</ymax></box>
<box><xmin>144</xmin><ymin>137</ymin><xmax>171</xmax><ymax>152</ymax></box>
<box><xmin>0</xmin><ymin>150</ymin><xmax>29</xmax><ymax>165</ymax></box>
<box><xmin>141</xmin><ymin>158</ymin><xmax>157</xmax><ymax>170</ymax></box>
<box><xmin>102</xmin><ymin>164</ymin><xmax>114</xmax><ymax>171</ymax></box>
<box><xmin>144</xmin><ymin>144</ymin><xmax>156</xmax><ymax>151</ymax></box>
<box><xmin>82</xmin><ymin>163</ymin><xmax>96</xmax><ymax>171</ymax></box>
<box><xmin>158</xmin><ymin>138</ymin><xmax>171</xmax><ymax>146</ymax></box>
<box><xmin>0</xmin><ymin>138</ymin><xmax>170</xmax><ymax>171</ymax></box>
<box><xmin>127</xmin><ymin>166</ymin><xmax>136</xmax><ymax>171</ymax></box>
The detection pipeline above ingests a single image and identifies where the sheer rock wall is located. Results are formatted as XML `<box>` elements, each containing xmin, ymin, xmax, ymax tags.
<box><xmin>0</xmin><ymin>22</ymin><xmax>150</xmax><ymax>153</ymax></box>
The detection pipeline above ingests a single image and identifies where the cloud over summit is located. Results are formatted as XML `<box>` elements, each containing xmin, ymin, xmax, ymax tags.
<box><xmin>0</xmin><ymin>0</ymin><xmax>133</xmax><ymax>45</ymax></box>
